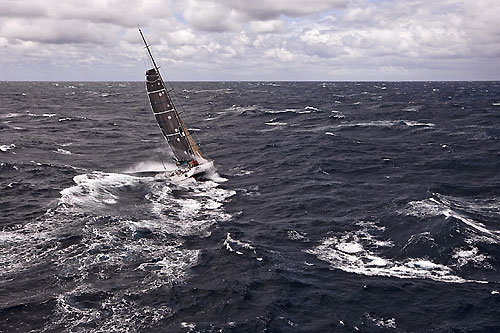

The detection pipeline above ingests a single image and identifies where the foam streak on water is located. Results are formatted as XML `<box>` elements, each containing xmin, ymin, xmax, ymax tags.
<box><xmin>1</xmin><ymin>81</ymin><xmax>499</xmax><ymax>332</ymax></box>
<box><xmin>306</xmin><ymin>221</ymin><xmax>476</xmax><ymax>283</ymax></box>
<box><xmin>0</xmin><ymin>169</ymin><xmax>233</xmax><ymax>331</ymax></box>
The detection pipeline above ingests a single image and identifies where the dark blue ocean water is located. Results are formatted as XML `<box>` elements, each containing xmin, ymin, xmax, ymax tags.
<box><xmin>1</xmin><ymin>81</ymin><xmax>500</xmax><ymax>332</ymax></box>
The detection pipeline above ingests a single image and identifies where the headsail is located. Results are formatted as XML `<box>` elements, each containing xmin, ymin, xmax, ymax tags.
<box><xmin>140</xmin><ymin>29</ymin><xmax>205</xmax><ymax>164</ymax></box>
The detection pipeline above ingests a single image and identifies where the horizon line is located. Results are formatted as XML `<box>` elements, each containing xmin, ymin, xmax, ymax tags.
<box><xmin>1</xmin><ymin>79</ymin><xmax>499</xmax><ymax>83</ymax></box>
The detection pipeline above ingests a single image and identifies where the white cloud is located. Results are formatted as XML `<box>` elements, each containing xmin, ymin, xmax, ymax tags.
<box><xmin>462</xmin><ymin>0</ymin><xmax>500</xmax><ymax>58</ymax></box>
<box><xmin>265</xmin><ymin>47</ymin><xmax>295</xmax><ymax>62</ymax></box>
<box><xmin>166</xmin><ymin>29</ymin><xmax>198</xmax><ymax>46</ymax></box>
<box><xmin>182</xmin><ymin>0</ymin><xmax>241</xmax><ymax>32</ymax></box>
<box><xmin>250</xmin><ymin>19</ymin><xmax>285</xmax><ymax>34</ymax></box>
<box><xmin>0</xmin><ymin>0</ymin><xmax>499</xmax><ymax>80</ymax></box>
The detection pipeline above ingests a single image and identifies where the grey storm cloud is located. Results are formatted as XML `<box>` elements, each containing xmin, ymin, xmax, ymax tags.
<box><xmin>0</xmin><ymin>0</ymin><xmax>48</xmax><ymax>18</ymax></box>
<box><xmin>211</xmin><ymin>0</ymin><xmax>349</xmax><ymax>21</ymax></box>
<box><xmin>0</xmin><ymin>0</ymin><xmax>499</xmax><ymax>81</ymax></box>
<box><xmin>182</xmin><ymin>0</ymin><xmax>349</xmax><ymax>32</ymax></box>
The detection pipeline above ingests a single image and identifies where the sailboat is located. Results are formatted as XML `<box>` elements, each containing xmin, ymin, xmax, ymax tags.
<box><xmin>139</xmin><ymin>29</ymin><xmax>214</xmax><ymax>181</ymax></box>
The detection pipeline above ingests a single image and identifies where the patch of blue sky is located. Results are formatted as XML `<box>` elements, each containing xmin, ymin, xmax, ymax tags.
<box><xmin>319</xmin><ymin>8</ymin><xmax>344</xmax><ymax>19</ymax></box>
<box><xmin>174</xmin><ymin>12</ymin><xmax>187</xmax><ymax>24</ymax></box>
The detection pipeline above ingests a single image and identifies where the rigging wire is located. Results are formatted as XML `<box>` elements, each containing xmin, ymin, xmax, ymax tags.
<box><xmin>140</xmin><ymin>35</ymin><xmax>168</xmax><ymax>172</ymax></box>
<box><xmin>163</xmin><ymin>77</ymin><xmax>209</xmax><ymax>158</ymax></box>
<box><xmin>157</xmin><ymin>151</ymin><xmax>168</xmax><ymax>172</ymax></box>
<box><xmin>140</xmin><ymin>32</ymin><xmax>210</xmax><ymax>160</ymax></box>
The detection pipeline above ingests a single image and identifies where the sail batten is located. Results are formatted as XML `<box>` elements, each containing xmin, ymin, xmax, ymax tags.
<box><xmin>140</xmin><ymin>28</ymin><xmax>209</xmax><ymax>168</ymax></box>
<box><xmin>148</xmin><ymin>89</ymin><xmax>166</xmax><ymax>95</ymax></box>
<box><xmin>145</xmin><ymin>68</ymin><xmax>195</xmax><ymax>162</ymax></box>
<box><xmin>153</xmin><ymin>109</ymin><xmax>175</xmax><ymax>116</ymax></box>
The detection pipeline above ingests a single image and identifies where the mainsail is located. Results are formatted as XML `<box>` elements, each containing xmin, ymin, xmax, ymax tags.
<box><xmin>140</xmin><ymin>29</ymin><xmax>204</xmax><ymax>164</ymax></box>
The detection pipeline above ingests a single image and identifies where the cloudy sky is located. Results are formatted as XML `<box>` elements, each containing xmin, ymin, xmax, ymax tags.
<box><xmin>1</xmin><ymin>0</ymin><xmax>499</xmax><ymax>81</ymax></box>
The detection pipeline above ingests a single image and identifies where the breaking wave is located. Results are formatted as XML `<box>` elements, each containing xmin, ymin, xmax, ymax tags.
<box><xmin>306</xmin><ymin>221</ymin><xmax>480</xmax><ymax>283</ymax></box>
<box><xmin>0</xmin><ymin>170</ymin><xmax>234</xmax><ymax>331</ymax></box>
<box><xmin>404</xmin><ymin>193</ymin><xmax>500</xmax><ymax>244</ymax></box>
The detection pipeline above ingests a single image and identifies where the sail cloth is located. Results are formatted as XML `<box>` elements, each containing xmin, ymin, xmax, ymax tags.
<box><xmin>145</xmin><ymin>68</ymin><xmax>200</xmax><ymax>163</ymax></box>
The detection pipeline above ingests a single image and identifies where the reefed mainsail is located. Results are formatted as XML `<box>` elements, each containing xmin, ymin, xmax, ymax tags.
<box><xmin>145</xmin><ymin>68</ymin><xmax>194</xmax><ymax>162</ymax></box>
<box><xmin>140</xmin><ymin>28</ymin><xmax>211</xmax><ymax>181</ymax></box>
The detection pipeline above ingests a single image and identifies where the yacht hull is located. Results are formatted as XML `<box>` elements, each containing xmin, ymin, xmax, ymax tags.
<box><xmin>170</xmin><ymin>161</ymin><xmax>214</xmax><ymax>181</ymax></box>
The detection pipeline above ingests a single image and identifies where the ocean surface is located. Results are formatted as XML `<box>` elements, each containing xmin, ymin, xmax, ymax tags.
<box><xmin>1</xmin><ymin>81</ymin><xmax>500</xmax><ymax>332</ymax></box>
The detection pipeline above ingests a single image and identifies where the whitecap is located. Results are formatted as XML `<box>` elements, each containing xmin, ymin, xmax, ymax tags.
<box><xmin>330</xmin><ymin>110</ymin><xmax>346</xmax><ymax>119</ymax></box>
<box><xmin>55</xmin><ymin>148</ymin><xmax>72</xmax><ymax>155</ymax></box>
<box><xmin>306</xmin><ymin>221</ymin><xmax>481</xmax><ymax>283</ymax></box>
<box><xmin>452</xmin><ymin>246</ymin><xmax>490</xmax><ymax>268</ymax></box>
<box><xmin>59</xmin><ymin>172</ymin><xmax>137</xmax><ymax>208</ymax></box>
<box><xmin>0</xmin><ymin>169</ymin><xmax>235</xmax><ymax>331</ymax></box>
<box><xmin>124</xmin><ymin>160</ymin><xmax>176</xmax><ymax>174</ymax></box>
<box><xmin>225</xmin><ymin>104</ymin><xmax>259</xmax><ymax>113</ymax></box>
<box><xmin>265</xmin><ymin>121</ymin><xmax>287</xmax><ymax>126</ymax></box>
<box><xmin>265</xmin><ymin>108</ymin><xmax>298</xmax><ymax>114</ymax></box>
<box><xmin>332</xmin><ymin>120</ymin><xmax>434</xmax><ymax>129</ymax></box>
<box><xmin>365</xmin><ymin>314</ymin><xmax>396</xmax><ymax>329</ymax></box>
<box><xmin>402</xmin><ymin>120</ymin><xmax>435</xmax><ymax>127</ymax></box>
<box><xmin>402</xmin><ymin>104</ymin><xmax>422</xmax><ymax>112</ymax></box>
<box><xmin>0</xmin><ymin>144</ymin><xmax>16</xmax><ymax>152</ymax></box>
<box><xmin>299</xmin><ymin>106</ymin><xmax>319</xmax><ymax>113</ymax></box>
<box><xmin>181</xmin><ymin>322</ymin><xmax>196</xmax><ymax>329</ymax></box>
<box><xmin>26</xmin><ymin>112</ymin><xmax>56</xmax><ymax>117</ymax></box>
<box><xmin>405</xmin><ymin>195</ymin><xmax>500</xmax><ymax>243</ymax></box>
<box><xmin>224</xmin><ymin>233</ymin><xmax>261</xmax><ymax>260</ymax></box>
<box><xmin>0</xmin><ymin>112</ymin><xmax>22</xmax><ymax>119</ymax></box>
<box><xmin>287</xmin><ymin>230</ymin><xmax>309</xmax><ymax>242</ymax></box>
<box><xmin>336</xmin><ymin>241</ymin><xmax>364</xmax><ymax>253</ymax></box>
<box><xmin>231</xmin><ymin>166</ymin><xmax>254</xmax><ymax>176</ymax></box>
